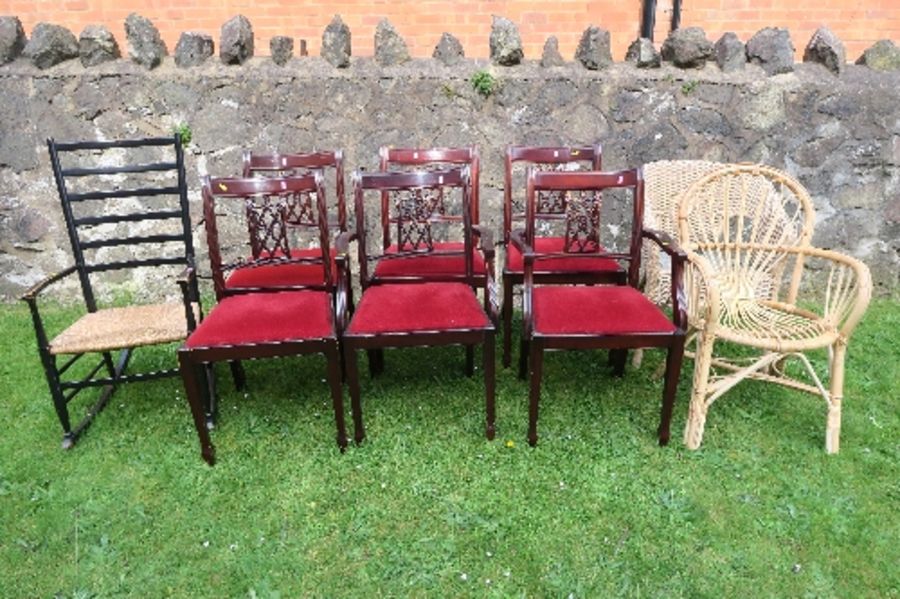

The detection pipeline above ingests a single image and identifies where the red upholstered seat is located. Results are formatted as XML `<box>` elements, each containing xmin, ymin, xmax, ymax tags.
<box><xmin>374</xmin><ymin>242</ymin><xmax>486</xmax><ymax>278</ymax></box>
<box><xmin>226</xmin><ymin>248</ymin><xmax>336</xmax><ymax>290</ymax></box>
<box><xmin>348</xmin><ymin>283</ymin><xmax>490</xmax><ymax>335</ymax></box>
<box><xmin>533</xmin><ymin>285</ymin><xmax>676</xmax><ymax>336</ymax></box>
<box><xmin>185</xmin><ymin>290</ymin><xmax>334</xmax><ymax>348</ymax></box>
<box><xmin>506</xmin><ymin>236</ymin><xmax>622</xmax><ymax>274</ymax></box>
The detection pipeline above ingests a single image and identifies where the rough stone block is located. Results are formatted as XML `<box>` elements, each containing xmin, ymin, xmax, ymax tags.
<box><xmin>374</xmin><ymin>19</ymin><xmax>409</xmax><ymax>66</ymax></box>
<box><xmin>803</xmin><ymin>27</ymin><xmax>845</xmax><ymax>75</ymax></box>
<box><xmin>322</xmin><ymin>15</ymin><xmax>351</xmax><ymax>68</ymax></box>
<box><xmin>490</xmin><ymin>15</ymin><xmax>523</xmax><ymax>66</ymax></box>
<box><xmin>625</xmin><ymin>38</ymin><xmax>660</xmax><ymax>68</ymax></box>
<box><xmin>575</xmin><ymin>26</ymin><xmax>612</xmax><ymax>70</ymax></box>
<box><xmin>79</xmin><ymin>25</ymin><xmax>120</xmax><ymax>67</ymax></box>
<box><xmin>270</xmin><ymin>36</ymin><xmax>293</xmax><ymax>66</ymax></box>
<box><xmin>125</xmin><ymin>13</ymin><xmax>166</xmax><ymax>69</ymax></box>
<box><xmin>433</xmin><ymin>32</ymin><xmax>464</xmax><ymax>66</ymax></box>
<box><xmin>24</xmin><ymin>23</ymin><xmax>78</xmax><ymax>69</ymax></box>
<box><xmin>175</xmin><ymin>32</ymin><xmax>213</xmax><ymax>68</ymax></box>
<box><xmin>715</xmin><ymin>32</ymin><xmax>745</xmax><ymax>72</ymax></box>
<box><xmin>0</xmin><ymin>16</ymin><xmax>26</xmax><ymax>64</ymax></box>
<box><xmin>220</xmin><ymin>15</ymin><xmax>253</xmax><ymax>65</ymax></box>
<box><xmin>746</xmin><ymin>27</ymin><xmax>794</xmax><ymax>76</ymax></box>
<box><xmin>540</xmin><ymin>36</ymin><xmax>566</xmax><ymax>67</ymax></box>
<box><xmin>661</xmin><ymin>26</ymin><xmax>713</xmax><ymax>68</ymax></box>
<box><xmin>856</xmin><ymin>39</ymin><xmax>900</xmax><ymax>72</ymax></box>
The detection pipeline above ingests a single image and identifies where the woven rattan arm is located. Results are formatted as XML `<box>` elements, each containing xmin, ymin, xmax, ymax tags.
<box><xmin>773</xmin><ymin>245</ymin><xmax>872</xmax><ymax>338</ymax></box>
<box><xmin>334</xmin><ymin>231</ymin><xmax>358</xmax><ymax>333</ymax></box>
<box><xmin>680</xmin><ymin>248</ymin><xmax>720</xmax><ymax>330</ymax></box>
<box><xmin>642</xmin><ymin>228</ymin><xmax>688</xmax><ymax>329</ymax></box>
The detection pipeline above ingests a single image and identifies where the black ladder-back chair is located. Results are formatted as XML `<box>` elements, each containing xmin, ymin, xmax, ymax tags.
<box><xmin>22</xmin><ymin>136</ymin><xmax>201</xmax><ymax>448</ymax></box>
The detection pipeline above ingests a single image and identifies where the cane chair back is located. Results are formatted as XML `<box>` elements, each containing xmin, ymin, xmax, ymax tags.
<box><xmin>23</xmin><ymin>136</ymin><xmax>200</xmax><ymax>448</ymax></box>
<box><xmin>676</xmin><ymin>164</ymin><xmax>871</xmax><ymax>453</ymax></box>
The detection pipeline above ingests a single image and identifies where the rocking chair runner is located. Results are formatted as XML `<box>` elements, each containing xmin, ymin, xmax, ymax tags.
<box><xmin>23</xmin><ymin>136</ymin><xmax>201</xmax><ymax>449</ymax></box>
<box><xmin>178</xmin><ymin>173</ymin><xmax>348</xmax><ymax>465</ymax></box>
<box><xmin>677</xmin><ymin>164</ymin><xmax>872</xmax><ymax>453</ymax></box>
<box><xmin>515</xmin><ymin>167</ymin><xmax>687</xmax><ymax>446</ymax></box>
<box><xmin>340</xmin><ymin>167</ymin><xmax>496</xmax><ymax>442</ymax></box>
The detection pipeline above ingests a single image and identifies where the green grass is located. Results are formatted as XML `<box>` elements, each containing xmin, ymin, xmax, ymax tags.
<box><xmin>1</xmin><ymin>300</ymin><xmax>898</xmax><ymax>597</ymax></box>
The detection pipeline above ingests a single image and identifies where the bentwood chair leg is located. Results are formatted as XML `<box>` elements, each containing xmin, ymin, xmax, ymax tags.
<box><xmin>344</xmin><ymin>345</ymin><xmax>366</xmax><ymax>444</ymax></box>
<box><xmin>325</xmin><ymin>343</ymin><xmax>348</xmax><ymax>451</ymax></box>
<box><xmin>527</xmin><ymin>341</ymin><xmax>544</xmax><ymax>447</ymax></box>
<box><xmin>484</xmin><ymin>331</ymin><xmax>496</xmax><ymax>440</ymax></box>
<box><xmin>178</xmin><ymin>352</ymin><xmax>216</xmax><ymax>466</ymax></box>
<box><xmin>658</xmin><ymin>338</ymin><xmax>685</xmax><ymax>446</ymax></box>
<box><xmin>502</xmin><ymin>275</ymin><xmax>514</xmax><ymax>368</ymax></box>
<box><xmin>465</xmin><ymin>345</ymin><xmax>475</xmax><ymax>377</ymax></box>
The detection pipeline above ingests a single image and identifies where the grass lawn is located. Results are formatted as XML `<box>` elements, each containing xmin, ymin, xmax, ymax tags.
<box><xmin>0</xmin><ymin>299</ymin><xmax>897</xmax><ymax>597</ymax></box>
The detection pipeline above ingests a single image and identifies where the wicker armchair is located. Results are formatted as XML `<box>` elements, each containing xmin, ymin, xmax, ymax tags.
<box><xmin>677</xmin><ymin>164</ymin><xmax>872</xmax><ymax>453</ymax></box>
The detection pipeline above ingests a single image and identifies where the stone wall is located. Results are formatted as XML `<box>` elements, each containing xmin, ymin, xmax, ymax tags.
<box><xmin>1</xmin><ymin>57</ymin><xmax>898</xmax><ymax>300</ymax></box>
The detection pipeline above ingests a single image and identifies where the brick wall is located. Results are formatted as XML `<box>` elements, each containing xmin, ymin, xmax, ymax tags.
<box><xmin>8</xmin><ymin>0</ymin><xmax>899</xmax><ymax>61</ymax></box>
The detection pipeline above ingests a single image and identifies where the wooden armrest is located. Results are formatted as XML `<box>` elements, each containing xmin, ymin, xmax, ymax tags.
<box><xmin>20</xmin><ymin>265</ymin><xmax>79</xmax><ymax>303</ymax></box>
<box><xmin>642</xmin><ymin>228</ymin><xmax>687</xmax><ymax>261</ymax></box>
<box><xmin>335</xmin><ymin>231</ymin><xmax>357</xmax><ymax>256</ymax></box>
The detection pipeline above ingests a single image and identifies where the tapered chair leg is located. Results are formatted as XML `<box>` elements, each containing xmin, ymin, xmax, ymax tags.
<box><xmin>465</xmin><ymin>345</ymin><xmax>475</xmax><ymax>377</ymax></box>
<box><xmin>325</xmin><ymin>343</ymin><xmax>348</xmax><ymax>451</ymax></box>
<box><xmin>684</xmin><ymin>331</ymin><xmax>716</xmax><ymax>450</ymax></box>
<box><xmin>611</xmin><ymin>348</ymin><xmax>628</xmax><ymax>377</ymax></box>
<box><xmin>518</xmin><ymin>338</ymin><xmax>529</xmax><ymax>381</ymax></box>
<box><xmin>178</xmin><ymin>352</ymin><xmax>216</xmax><ymax>466</ymax></box>
<box><xmin>825</xmin><ymin>340</ymin><xmax>847</xmax><ymax>454</ymax></box>
<box><xmin>484</xmin><ymin>331</ymin><xmax>496</xmax><ymax>440</ymax></box>
<box><xmin>229</xmin><ymin>360</ymin><xmax>246</xmax><ymax>390</ymax></box>
<box><xmin>367</xmin><ymin>349</ymin><xmax>385</xmax><ymax>377</ymax></box>
<box><xmin>202</xmin><ymin>363</ymin><xmax>217</xmax><ymax>430</ymax></box>
<box><xmin>527</xmin><ymin>341</ymin><xmax>544</xmax><ymax>447</ymax></box>
<box><xmin>658</xmin><ymin>338</ymin><xmax>685</xmax><ymax>445</ymax></box>
<box><xmin>502</xmin><ymin>275</ymin><xmax>514</xmax><ymax>368</ymax></box>
<box><xmin>344</xmin><ymin>345</ymin><xmax>366</xmax><ymax>444</ymax></box>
